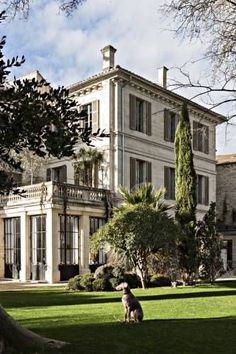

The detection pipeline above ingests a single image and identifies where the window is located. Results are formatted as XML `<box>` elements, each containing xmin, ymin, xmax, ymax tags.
<box><xmin>164</xmin><ymin>109</ymin><xmax>179</xmax><ymax>142</ymax></box>
<box><xmin>164</xmin><ymin>167</ymin><xmax>175</xmax><ymax>200</ymax></box>
<box><xmin>89</xmin><ymin>217</ymin><xmax>106</xmax><ymax>264</ymax></box>
<box><xmin>58</xmin><ymin>215</ymin><xmax>79</xmax><ymax>265</ymax></box>
<box><xmin>197</xmin><ymin>174</ymin><xmax>209</xmax><ymax>205</ymax></box>
<box><xmin>31</xmin><ymin>215</ymin><xmax>46</xmax><ymax>265</ymax></box>
<box><xmin>193</xmin><ymin>121</ymin><xmax>209</xmax><ymax>154</ymax></box>
<box><xmin>46</xmin><ymin>165</ymin><xmax>67</xmax><ymax>183</ymax></box>
<box><xmin>130</xmin><ymin>158</ymin><xmax>152</xmax><ymax>189</ymax></box>
<box><xmin>80</xmin><ymin>100</ymin><xmax>100</xmax><ymax>134</ymax></box>
<box><xmin>129</xmin><ymin>94</ymin><xmax>151</xmax><ymax>135</ymax></box>
<box><xmin>4</xmin><ymin>218</ymin><xmax>21</xmax><ymax>267</ymax></box>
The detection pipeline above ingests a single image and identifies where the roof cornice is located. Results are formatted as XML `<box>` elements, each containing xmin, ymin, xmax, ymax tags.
<box><xmin>68</xmin><ymin>66</ymin><xmax>226</xmax><ymax>125</ymax></box>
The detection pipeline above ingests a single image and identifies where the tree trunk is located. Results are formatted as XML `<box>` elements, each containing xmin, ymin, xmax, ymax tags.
<box><xmin>0</xmin><ymin>305</ymin><xmax>68</xmax><ymax>354</ymax></box>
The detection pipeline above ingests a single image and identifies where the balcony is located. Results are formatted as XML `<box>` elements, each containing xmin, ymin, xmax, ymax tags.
<box><xmin>0</xmin><ymin>181</ymin><xmax>111</xmax><ymax>208</ymax></box>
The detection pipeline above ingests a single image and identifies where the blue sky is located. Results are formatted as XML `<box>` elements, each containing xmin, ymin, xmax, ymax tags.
<box><xmin>1</xmin><ymin>0</ymin><xmax>235</xmax><ymax>154</ymax></box>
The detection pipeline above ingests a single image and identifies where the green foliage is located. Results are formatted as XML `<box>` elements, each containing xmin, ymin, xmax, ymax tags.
<box><xmin>118</xmin><ymin>183</ymin><xmax>171</xmax><ymax>212</ymax></box>
<box><xmin>196</xmin><ymin>202</ymin><xmax>223</xmax><ymax>283</ymax></box>
<box><xmin>91</xmin><ymin>202</ymin><xmax>178</xmax><ymax>288</ymax></box>
<box><xmin>148</xmin><ymin>274</ymin><xmax>171</xmax><ymax>287</ymax></box>
<box><xmin>67</xmin><ymin>274</ymin><xmax>94</xmax><ymax>291</ymax></box>
<box><xmin>175</xmin><ymin>102</ymin><xmax>197</xmax><ymax>277</ymax></box>
<box><xmin>92</xmin><ymin>277</ymin><xmax>110</xmax><ymax>291</ymax></box>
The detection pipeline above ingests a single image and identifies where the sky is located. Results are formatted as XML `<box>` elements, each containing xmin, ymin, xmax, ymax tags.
<box><xmin>1</xmin><ymin>0</ymin><xmax>235</xmax><ymax>155</ymax></box>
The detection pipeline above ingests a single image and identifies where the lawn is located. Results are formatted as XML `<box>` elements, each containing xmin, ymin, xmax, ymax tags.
<box><xmin>0</xmin><ymin>282</ymin><xmax>236</xmax><ymax>354</ymax></box>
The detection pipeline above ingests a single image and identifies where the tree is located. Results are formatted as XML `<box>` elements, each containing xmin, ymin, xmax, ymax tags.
<box><xmin>162</xmin><ymin>1</ymin><xmax>236</xmax><ymax>116</ymax></box>
<box><xmin>0</xmin><ymin>10</ymin><xmax>91</xmax><ymax>352</ymax></box>
<box><xmin>196</xmin><ymin>202</ymin><xmax>223</xmax><ymax>283</ymax></box>
<box><xmin>1</xmin><ymin>0</ymin><xmax>87</xmax><ymax>18</ymax></box>
<box><xmin>175</xmin><ymin>101</ymin><xmax>197</xmax><ymax>278</ymax></box>
<box><xmin>73</xmin><ymin>147</ymin><xmax>104</xmax><ymax>187</ymax></box>
<box><xmin>91</xmin><ymin>184</ymin><xmax>177</xmax><ymax>289</ymax></box>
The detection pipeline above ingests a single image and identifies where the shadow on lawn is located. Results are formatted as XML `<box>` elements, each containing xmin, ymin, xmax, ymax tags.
<box><xmin>0</xmin><ymin>288</ymin><xmax>236</xmax><ymax>309</ymax></box>
<box><xmin>28</xmin><ymin>316</ymin><xmax>236</xmax><ymax>354</ymax></box>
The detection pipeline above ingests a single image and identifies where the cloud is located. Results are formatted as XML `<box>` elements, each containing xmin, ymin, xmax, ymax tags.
<box><xmin>1</xmin><ymin>0</ymin><xmax>233</xmax><ymax>153</ymax></box>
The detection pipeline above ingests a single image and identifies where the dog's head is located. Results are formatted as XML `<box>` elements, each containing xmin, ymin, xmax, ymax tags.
<box><xmin>115</xmin><ymin>282</ymin><xmax>131</xmax><ymax>294</ymax></box>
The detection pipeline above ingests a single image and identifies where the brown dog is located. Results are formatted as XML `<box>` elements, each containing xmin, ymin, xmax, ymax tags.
<box><xmin>116</xmin><ymin>282</ymin><xmax>143</xmax><ymax>322</ymax></box>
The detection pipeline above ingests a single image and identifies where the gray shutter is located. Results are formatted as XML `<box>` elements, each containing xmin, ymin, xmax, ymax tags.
<box><xmin>164</xmin><ymin>109</ymin><xmax>170</xmax><ymax>141</ymax></box>
<box><xmin>129</xmin><ymin>94</ymin><xmax>136</xmax><ymax>130</ymax></box>
<box><xmin>204</xmin><ymin>125</ymin><xmax>209</xmax><ymax>154</ymax></box>
<box><xmin>130</xmin><ymin>157</ymin><xmax>136</xmax><ymax>189</ymax></box>
<box><xmin>92</xmin><ymin>100</ymin><xmax>100</xmax><ymax>134</ymax></box>
<box><xmin>146</xmin><ymin>161</ymin><xmax>152</xmax><ymax>183</ymax></box>
<box><xmin>46</xmin><ymin>168</ymin><xmax>51</xmax><ymax>181</ymax></box>
<box><xmin>164</xmin><ymin>166</ymin><xmax>170</xmax><ymax>199</ymax></box>
<box><xmin>204</xmin><ymin>176</ymin><xmax>209</xmax><ymax>205</ymax></box>
<box><xmin>146</xmin><ymin>101</ymin><xmax>152</xmax><ymax>136</ymax></box>
<box><xmin>60</xmin><ymin>165</ymin><xmax>67</xmax><ymax>183</ymax></box>
<box><xmin>193</xmin><ymin>121</ymin><xmax>198</xmax><ymax>150</ymax></box>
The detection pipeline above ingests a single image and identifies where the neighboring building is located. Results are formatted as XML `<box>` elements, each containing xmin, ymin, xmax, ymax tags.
<box><xmin>216</xmin><ymin>154</ymin><xmax>236</xmax><ymax>271</ymax></box>
<box><xmin>0</xmin><ymin>45</ymin><xmax>225</xmax><ymax>283</ymax></box>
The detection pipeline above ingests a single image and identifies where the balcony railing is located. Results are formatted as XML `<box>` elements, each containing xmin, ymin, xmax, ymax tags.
<box><xmin>0</xmin><ymin>182</ymin><xmax>110</xmax><ymax>208</ymax></box>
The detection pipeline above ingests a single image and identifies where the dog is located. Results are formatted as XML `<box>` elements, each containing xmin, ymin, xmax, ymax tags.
<box><xmin>116</xmin><ymin>282</ymin><xmax>143</xmax><ymax>323</ymax></box>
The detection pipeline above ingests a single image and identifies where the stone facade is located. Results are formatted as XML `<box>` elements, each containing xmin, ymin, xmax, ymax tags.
<box><xmin>216</xmin><ymin>155</ymin><xmax>236</xmax><ymax>270</ymax></box>
<box><xmin>0</xmin><ymin>45</ymin><xmax>225</xmax><ymax>283</ymax></box>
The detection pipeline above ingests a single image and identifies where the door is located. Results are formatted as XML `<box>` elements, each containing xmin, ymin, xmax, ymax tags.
<box><xmin>31</xmin><ymin>215</ymin><xmax>46</xmax><ymax>281</ymax></box>
<box><xmin>4</xmin><ymin>218</ymin><xmax>21</xmax><ymax>279</ymax></box>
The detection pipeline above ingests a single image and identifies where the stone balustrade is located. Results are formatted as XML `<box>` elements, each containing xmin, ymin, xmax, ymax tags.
<box><xmin>0</xmin><ymin>182</ymin><xmax>109</xmax><ymax>207</ymax></box>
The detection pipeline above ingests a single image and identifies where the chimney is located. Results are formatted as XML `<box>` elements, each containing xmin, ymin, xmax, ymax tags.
<box><xmin>101</xmin><ymin>45</ymin><xmax>117</xmax><ymax>70</ymax></box>
<box><xmin>158</xmin><ymin>66</ymin><xmax>168</xmax><ymax>89</ymax></box>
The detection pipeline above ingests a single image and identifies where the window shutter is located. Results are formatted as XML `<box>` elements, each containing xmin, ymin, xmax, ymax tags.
<box><xmin>129</xmin><ymin>94</ymin><xmax>136</xmax><ymax>130</ymax></box>
<box><xmin>146</xmin><ymin>162</ymin><xmax>152</xmax><ymax>183</ymax></box>
<box><xmin>204</xmin><ymin>176</ymin><xmax>209</xmax><ymax>205</ymax></box>
<box><xmin>92</xmin><ymin>100</ymin><xmax>100</xmax><ymax>134</ymax></box>
<box><xmin>164</xmin><ymin>109</ymin><xmax>170</xmax><ymax>141</ymax></box>
<box><xmin>164</xmin><ymin>166</ymin><xmax>170</xmax><ymax>199</ymax></box>
<box><xmin>60</xmin><ymin>165</ymin><xmax>67</xmax><ymax>183</ymax></box>
<box><xmin>146</xmin><ymin>101</ymin><xmax>152</xmax><ymax>136</ymax></box>
<box><xmin>46</xmin><ymin>168</ymin><xmax>51</xmax><ymax>181</ymax></box>
<box><xmin>204</xmin><ymin>126</ymin><xmax>209</xmax><ymax>154</ymax></box>
<box><xmin>193</xmin><ymin>121</ymin><xmax>198</xmax><ymax>150</ymax></box>
<box><xmin>130</xmin><ymin>157</ymin><xmax>136</xmax><ymax>189</ymax></box>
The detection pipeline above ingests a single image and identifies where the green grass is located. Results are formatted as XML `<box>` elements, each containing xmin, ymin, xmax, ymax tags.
<box><xmin>0</xmin><ymin>282</ymin><xmax>236</xmax><ymax>354</ymax></box>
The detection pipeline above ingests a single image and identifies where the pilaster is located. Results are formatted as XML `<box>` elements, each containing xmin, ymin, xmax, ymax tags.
<box><xmin>19</xmin><ymin>212</ymin><xmax>31</xmax><ymax>282</ymax></box>
<box><xmin>45</xmin><ymin>209</ymin><xmax>60</xmax><ymax>283</ymax></box>
<box><xmin>79</xmin><ymin>214</ymin><xmax>90</xmax><ymax>274</ymax></box>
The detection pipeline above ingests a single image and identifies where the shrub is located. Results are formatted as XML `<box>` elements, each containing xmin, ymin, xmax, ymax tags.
<box><xmin>93</xmin><ymin>277</ymin><xmax>110</xmax><ymax>291</ymax></box>
<box><xmin>109</xmin><ymin>277</ymin><xmax>120</xmax><ymax>290</ymax></box>
<box><xmin>79</xmin><ymin>273</ymin><xmax>95</xmax><ymax>291</ymax></box>
<box><xmin>149</xmin><ymin>274</ymin><xmax>171</xmax><ymax>287</ymax></box>
<box><xmin>67</xmin><ymin>275</ymin><xmax>83</xmax><ymax>290</ymax></box>
<box><xmin>123</xmin><ymin>272</ymin><xmax>141</xmax><ymax>289</ymax></box>
<box><xmin>94</xmin><ymin>264</ymin><xmax>114</xmax><ymax>279</ymax></box>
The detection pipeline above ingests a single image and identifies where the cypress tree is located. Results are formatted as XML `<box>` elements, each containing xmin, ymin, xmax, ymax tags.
<box><xmin>175</xmin><ymin>101</ymin><xmax>197</xmax><ymax>277</ymax></box>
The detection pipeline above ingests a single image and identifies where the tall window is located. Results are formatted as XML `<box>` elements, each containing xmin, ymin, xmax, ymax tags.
<box><xmin>80</xmin><ymin>100</ymin><xmax>100</xmax><ymax>133</ymax></box>
<box><xmin>90</xmin><ymin>217</ymin><xmax>106</xmax><ymax>264</ymax></box>
<box><xmin>46</xmin><ymin>165</ymin><xmax>67</xmax><ymax>183</ymax></box>
<box><xmin>130</xmin><ymin>157</ymin><xmax>152</xmax><ymax>189</ymax></box>
<box><xmin>193</xmin><ymin>121</ymin><xmax>209</xmax><ymax>154</ymax></box>
<box><xmin>164</xmin><ymin>109</ymin><xmax>179</xmax><ymax>142</ymax></box>
<box><xmin>164</xmin><ymin>166</ymin><xmax>175</xmax><ymax>200</ymax></box>
<box><xmin>31</xmin><ymin>215</ymin><xmax>46</xmax><ymax>265</ymax></box>
<box><xmin>129</xmin><ymin>94</ymin><xmax>152</xmax><ymax>135</ymax></box>
<box><xmin>197</xmin><ymin>174</ymin><xmax>209</xmax><ymax>205</ymax></box>
<box><xmin>59</xmin><ymin>215</ymin><xmax>79</xmax><ymax>264</ymax></box>
<box><xmin>4</xmin><ymin>217</ymin><xmax>21</xmax><ymax>267</ymax></box>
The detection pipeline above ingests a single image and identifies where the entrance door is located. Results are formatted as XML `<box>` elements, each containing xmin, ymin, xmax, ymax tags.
<box><xmin>31</xmin><ymin>215</ymin><xmax>46</xmax><ymax>281</ymax></box>
<box><xmin>4</xmin><ymin>218</ymin><xmax>21</xmax><ymax>279</ymax></box>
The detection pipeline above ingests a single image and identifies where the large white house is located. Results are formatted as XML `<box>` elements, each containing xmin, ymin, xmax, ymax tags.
<box><xmin>0</xmin><ymin>45</ymin><xmax>225</xmax><ymax>283</ymax></box>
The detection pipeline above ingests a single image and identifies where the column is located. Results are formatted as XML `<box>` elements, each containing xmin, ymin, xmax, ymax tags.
<box><xmin>19</xmin><ymin>212</ymin><xmax>31</xmax><ymax>282</ymax></box>
<box><xmin>79</xmin><ymin>214</ymin><xmax>90</xmax><ymax>274</ymax></box>
<box><xmin>0</xmin><ymin>218</ymin><xmax>4</xmax><ymax>278</ymax></box>
<box><xmin>45</xmin><ymin>209</ymin><xmax>60</xmax><ymax>283</ymax></box>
